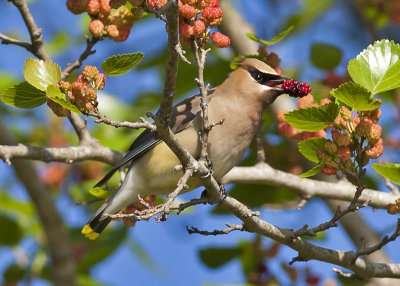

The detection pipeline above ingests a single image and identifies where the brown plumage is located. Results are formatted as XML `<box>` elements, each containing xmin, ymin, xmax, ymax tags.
<box><xmin>82</xmin><ymin>58</ymin><xmax>287</xmax><ymax>239</ymax></box>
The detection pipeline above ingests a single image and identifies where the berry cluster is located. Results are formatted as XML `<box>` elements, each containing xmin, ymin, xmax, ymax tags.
<box><xmin>317</xmin><ymin>104</ymin><xmax>383</xmax><ymax>176</ymax></box>
<box><xmin>277</xmin><ymin>94</ymin><xmax>327</xmax><ymax>141</ymax></box>
<box><xmin>121</xmin><ymin>195</ymin><xmax>157</xmax><ymax>226</ymax></box>
<box><xmin>67</xmin><ymin>0</ymin><xmax>143</xmax><ymax>42</ymax></box>
<box><xmin>48</xmin><ymin>65</ymin><xmax>106</xmax><ymax>116</ymax></box>
<box><xmin>148</xmin><ymin>0</ymin><xmax>230</xmax><ymax>48</ymax></box>
<box><xmin>282</xmin><ymin>79</ymin><xmax>312</xmax><ymax>98</ymax></box>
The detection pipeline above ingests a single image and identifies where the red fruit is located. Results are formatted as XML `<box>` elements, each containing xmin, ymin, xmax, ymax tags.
<box><xmin>331</xmin><ymin>129</ymin><xmax>351</xmax><ymax>146</ymax></box>
<box><xmin>337</xmin><ymin>145</ymin><xmax>351</xmax><ymax>162</ymax></box>
<box><xmin>365</xmin><ymin>138</ymin><xmax>384</xmax><ymax>159</ymax></box>
<box><xmin>100</xmin><ymin>0</ymin><xmax>111</xmax><ymax>15</ymax></box>
<box><xmin>180</xmin><ymin>4</ymin><xmax>197</xmax><ymax>19</ymax></box>
<box><xmin>321</xmin><ymin>164</ymin><xmax>337</xmax><ymax>176</ymax></box>
<box><xmin>66</xmin><ymin>0</ymin><xmax>89</xmax><ymax>14</ymax></box>
<box><xmin>89</xmin><ymin>19</ymin><xmax>104</xmax><ymax>36</ymax></box>
<box><xmin>112</xmin><ymin>28</ymin><xmax>131</xmax><ymax>42</ymax></box>
<box><xmin>209</xmin><ymin>0</ymin><xmax>219</xmax><ymax>7</ymax></box>
<box><xmin>202</xmin><ymin>7</ymin><xmax>223</xmax><ymax>20</ymax></box>
<box><xmin>281</xmin><ymin>79</ymin><xmax>311</xmax><ymax>98</ymax></box>
<box><xmin>179</xmin><ymin>21</ymin><xmax>194</xmax><ymax>39</ymax></box>
<box><xmin>87</xmin><ymin>0</ymin><xmax>100</xmax><ymax>15</ymax></box>
<box><xmin>211</xmin><ymin>32</ymin><xmax>230</xmax><ymax>48</ymax></box>
<box><xmin>193</xmin><ymin>19</ymin><xmax>206</xmax><ymax>36</ymax></box>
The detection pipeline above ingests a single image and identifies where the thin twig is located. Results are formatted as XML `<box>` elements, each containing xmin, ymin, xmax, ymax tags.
<box><xmin>0</xmin><ymin>32</ymin><xmax>33</xmax><ymax>51</ymax></box>
<box><xmin>186</xmin><ymin>223</ymin><xmax>244</xmax><ymax>235</ymax></box>
<box><xmin>89</xmin><ymin>112</ymin><xmax>156</xmax><ymax>131</ymax></box>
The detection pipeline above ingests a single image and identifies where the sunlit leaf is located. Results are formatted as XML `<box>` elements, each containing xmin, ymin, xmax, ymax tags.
<box><xmin>46</xmin><ymin>85</ymin><xmax>82</xmax><ymax>114</ymax></box>
<box><xmin>246</xmin><ymin>26</ymin><xmax>293</xmax><ymax>46</ymax></box>
<box><xmin>372</xmin><ymin>163</ymin><xmax>400</xmax><ymax>185</ymax></box>
<box><xmin>101</xmin><ymin>53</ymin><xmax>144</xmax><ymax>76</ymax></box>
<box><xmin>330</xmin><ymin>82</ymin><xmax>381</xmax><ymax>111</ymax></box>
<box><xmin>299</xmin><ymin>162</ymin><xmax>325</xmax><ymax>177</ymax></box>
<box><xmin>89</xmin><ymin>187</ymin><xmax>112</xmax><ymax>199</ymax></box>
<box><xmin>284</xmin><ymin>102</ymin><xmax>339</xmax><ymax>132</ymax></box>
<box><xmin>311</xmin><ymin>43</ymin><xmax>342</xmax><ymax>70</ymax></box>
<box><xmin>348</xmin><ymin>39</ymin><xmax>400</xmax><ymax>94</ymax></box>
<box><xmin>1</xmin><ymin>81</ymin><xmax>46</xmax><ymax>108</ymax></box>
<box><xmin>298</xmin><ymin>137</ymin><xmax>330</xmax><ymax>163</ymax></box>
<box><xmin>23</xmin><ymin>58</ymin><xmax>61</xmax><ymax>91</ymax></box>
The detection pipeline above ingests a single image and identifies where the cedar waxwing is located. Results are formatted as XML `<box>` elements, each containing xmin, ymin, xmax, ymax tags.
<box><xmin>82</xmin><ymin>58</ymin><xmax>289</xmax><ymax>239</ymax></box>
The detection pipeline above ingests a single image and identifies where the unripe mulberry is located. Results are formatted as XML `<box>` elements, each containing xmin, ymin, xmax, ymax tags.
<box><xmin>321</xmin><ymin>164</ymin><xmax>337</xmax><ymax>176</ymax></box>
<box><xmin>105</xmin><ymin>24</ymin><xmax>119</xmax><ymax>38</ymax></box>
<box><xmin>331</xmin><ymin>129</ymin><xmax>351</xmax><ymax>146</ymax></box>
<box><xmin>337</xmin><ymin>145</ymin><xmax>351</xmax><ymax>162</ymax></box>
<box><xmin>100</xmin><ymin>0</ymin><xmax>111</xmax><ymax>15</ymax></box>
<box><xmin>179</xmin><ymin>21</ymin><xmax>194</xmax><ymax>39</ymax></box>
<box><xmin>368</xmin><ymin>124</ymin><xmax>382</xmax><ymax>144</ymax></box>
<box><xmin>277</xmin><ymin>122</ymin><xmax>298</xmax><ymax>138</ymax></box>
<box><xmin>112</xmin><ymin>28</ymin><xmax>131</xmax><ymax>42</ymax></box>
<box><xmin>85</xmin><ymin>88</ymin><xmax>97</xmax><ymax>101</ymax></box>
<box><xmin>89</xmin><ymin>19</ymin><xmax>104</xmax><ymax>37</ymax></box>
<box><xmin>365</xmin><ymin>138</ymin><xmax>384</xmax><ymax>159</ymax></box>
<box><xmin>87</xmin><ymin>0</ymin><xmax>101</xmax><ymax>15</ymax></box>
<box><xmin>340</xmin><ymin>106</ymin><xmax>352</xmax><ymax>121</ymax></box>
<box><xmin>324</xmin><ymin>141</ymin><xmax>337</xmax><ymax>155</ymax></box>
<box><xmin>180</xmin><ymin>4</ymin><xmax>197</xmax><ymax>19</ymax></box>
<box><xmin>211</xmin><ymin>32</ymin><xmax>230</xmax><ymax>48</ymax></box>
<box><xmin>82</xmin><ymin>65</ymin><xmax>99</xmax><ymax>79</ymax></box>
<box><xmin>47</xmin><ymin>98</ymin><xmax>71</xmax><ymax>117</ymax></box>
<box><xmin>355</xmin><ymin>118</ymin><xmax>373</xmax><ymax>137</ymax></box>
<box><xmin>110</xmin><ymin>0</ymin><xmax>126</xmax><ymax>8</ymax></box>
<box><xmin>202</xmin><ymin>7</ymin><xmax>223</xmax><ymax>20</ymax></box>
<box><xmin>319</xmin><ymin>98</ymin><xmax>332</xmax><ymax>106</ymax></box>
<box><xmin>66</xmin><ymin>0</ymin><xmax>89</xmax><ymax>14</ymax></box>
<box><xmin>193</xmin><ymin>20</ymin><xmax>206</xmax><ymax>36</ymax></box>
<box><xmin>95</xmin><ymin>73</ymin><xmax>106</xmax><ymax>90</ymax></box>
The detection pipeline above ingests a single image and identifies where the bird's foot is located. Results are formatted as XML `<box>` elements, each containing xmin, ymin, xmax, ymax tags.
<box><xmin>217</xmin><ymin>183</ymin><xmax>227</xmax><ymax>206</ymax></box>
<box><xmin>200</xmin><ymin>156</ymin><xmax>214</xmax><ymax>178</ymax></box>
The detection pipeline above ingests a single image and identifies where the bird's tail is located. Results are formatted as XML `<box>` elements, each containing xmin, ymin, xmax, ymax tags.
<box><xmin>81</xmin><ymin>201</ymin><xmax>112</xmax><ymax>240</ymax></box>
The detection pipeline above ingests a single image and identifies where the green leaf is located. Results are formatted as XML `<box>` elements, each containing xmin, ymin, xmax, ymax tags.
<box><xmin>298</xmin><ymin>137</ymin><xmax>330</xmax><ymax>163</ymax></box>
<box><xmin>246</xmin><ymin>26</ymin><xmax>293</xmax><ymax>47</ymax></box>
<box><xmin>230</xmin><ymin>55</ymin><xmax>262</xmax><ymax>70</ymax></box>
<box><xmin>311</xmin><ymin>43</ymin><xmax>342</xmax><ymax>70</ymax></box>
<box><xmin>284</xmin><ymin>102</ymin><xmax>340</xmax><ymax>132</ymax></box>
<box><xmin>1</xmin><ymin>81</ymin><xmax>46</xmax><ymax>108</ymax></box>
<box><xmin>0</xmin><ymin>215</ymin><xmax>22</xmax><ymax>246</ymax></box>
<box><xmin>348</xmin><ymin>39</ymin><xmax>400</xmax><ymax>94</ymax></box>
<box><xmin>300</xmin><ymin>162</ymin><xmax>325</xmax><ymax>178</ymax></box>
<box><xmin>101</xmin><ymin>52</ymin><xmax>144</xmax><ymax>76</ymax></box>
<box><xmin>46</xmin><ymin>85</ymin><xmax>82</xmax><ymax>114</ymax></box>
<box><xmin>23</xmin><ymin>58</ymin><xmax>61</xmax><ymax>91</ymax></box>
<box><xmin>89</xmin><ymin>187</ymin><xmax>112</xmax><ymax>199</ymax></box>
<box><xmin>3</xmin><ymin>264</ymin><xmax>26</xmax><ymax>283</ymax></box>
<box><xmin>199</xmin><ymin>247</ymin><xmax>242</xmax><ymax>269</ymax></box>
<box><xmin>372</xmin><ymin>163</ymin><xmax>400</xmax><ymax>185</ymax></box>
<box><xmin>330</xmin><ymin>82</ymin><xmax>381</xmax><ymax>111</ymax></box>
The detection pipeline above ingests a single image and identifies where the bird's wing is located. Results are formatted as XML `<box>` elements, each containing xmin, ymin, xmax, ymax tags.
<box><xmin>93</xmin><ymin>91</ymin><xmax>210</xmax><ymax>188</ymax></box>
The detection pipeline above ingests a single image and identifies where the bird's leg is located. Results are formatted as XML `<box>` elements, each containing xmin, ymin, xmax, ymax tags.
<box><xmin>200</xmin><ymin>155</ymin><xmax>214</xmax><ymax>178</ymax></box>
<box><xmin>200</xmin><ymin>183</ymin><xmax>227</xmax><ymax>205</ymax></box>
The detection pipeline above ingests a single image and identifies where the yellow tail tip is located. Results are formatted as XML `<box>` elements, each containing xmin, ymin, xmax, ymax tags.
<box><xmin>81</xmin><ymin>224</ymin><xmax>99</xmax><ymax>240</ymax></box>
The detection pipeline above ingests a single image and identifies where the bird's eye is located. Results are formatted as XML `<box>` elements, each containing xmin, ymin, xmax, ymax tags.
<box><xmin>250</xmin><ymin>69</ymin><xmax>264</xmax><ymax>83</ymax></box>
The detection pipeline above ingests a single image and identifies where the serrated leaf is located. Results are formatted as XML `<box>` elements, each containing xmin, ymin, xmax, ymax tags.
<box><xmin>101</xmin><ymin>53</ymin><xmax>144</xmax><ymax>76</ymax></box>
<box><xmin>199</xmin><ymin>247</ymin><xmax>242</xmax><ymax>269</ymax></box>
<box><xmin>46</xmin><ymin>85</ymin><xmax>82</xmax><ymax>114</ymax></box>
<box><xmin>330</xmin><ymin>82</ymin><xmax>381</xmax><ymax>111</ymax></box>
<box><xmin>1</xmin><ymin>81</ymin><xmax>46</xmax><ymax>108</ymax></box>
<box><xmin>372</xmin><ymin>163</ymin><xmax>400</xmax><ymax>185</ymax></box>
<box><xmin>246</xmin><ymin>26</ymin><xmax>293</xmax><ymax>47</ymax></box>
<box><xmin>348</xmin><ymin>39</ymin><xmax>400</xmax><ymax>94</ymax></box>
<box><xmin>23</xmin><ymin>58</ymin><xmax>61</xmax><ymax>91</ymax></box>
<box><xmin>298</xmin><ymin>137</ymin><xmax>330</xmax><ymax>163</ymax></box>
<box><xmin>311</xmin><ymin>42</ymin><xmax>342</xmax><ymax>70</ymax></box>
<box><xmin>89</xmin><ymin>187</ymin><xmax>112</xmax><ymax>199</ymax></box>
<box><xmin>300</xmin><ymin>162</ymin><xmax>325</xmax><ymax>177</ymax></box>
<box><xmin>284</xmin><ymin>102</ymin><xmax>339</xmax><ymax>132</ymax></box>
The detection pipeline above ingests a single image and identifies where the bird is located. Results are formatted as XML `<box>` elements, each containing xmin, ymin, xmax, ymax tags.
<box><xmin>82</xmin><ymin>58</ymin><xmax>288</xmax><ymax>239</ymax></box>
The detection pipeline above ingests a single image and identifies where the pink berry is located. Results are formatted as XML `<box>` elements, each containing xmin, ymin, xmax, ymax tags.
<box><xmin>105</xmin><ymin>24</ymin><xmax>119</xmax><ymax>38</ymax></box>
<box><xmin>337</xmin><ymin>145</ymin><xmax>351</xmax><ymax>162</ymax></box>
<box><xmin>193</xmin><ymin>19</ymin><xmax>206</xmax><ymax>36</ymax></box>
<box><xmin>201</xmin><ymin>7</ymin><xmax>223</xmax><ymax>20</ymax></box>
<box><xmin>321</xmin><ymin>164</ymin><xmax>337</xmax><ymax>176</ymax></box>
<box><xmin>179</xmin><ymin>20</ymin><xmax>194</xmax><ymax>39</ymax></box>
<box><xmin>66</xmin><ymin>0</ymin><xmax>89</xmax><ymax>14</ymax></box>
<box><xmin>112</xmin><ymin>28</ymin><xmax>131</xmax><ymax>42</ymax></box>
<box><xmin>87</xmin><ymin>0</ymin><xmax>101</xmax><ymax>15</ymax></box>
<box><xmin>355</xmin><ymin>118</ymin><xmax>373</xmax><ymax>137</ymax></box>
<box><xmin>89</xmin><ymin>19</ymin><xmax>104</xmax><ymax>36</ymax></box>
<box><xmin>368</xmin><ymin>124</ymin><xmax>382</xmax><ymax>143</ymax></box>
<box><xmin>209</xmin><ymin>0</ymin><xmax>219</xmax><ymax>7</ymax></box>
<box><xmin>277</xmin><ymin>122</ymin><xmax>298</xmax><ymax>138</ymax></box>
<box><xmin>331</xmin><ymin>129</ymin><xmax>351</xmax><ymax>146</ymax></box>
<box><xmin>82</xmin><ymin>65</ymin><xmax>99</xmax><ymax>79</ymax></box>
<box><xmin>211</xmin><ymin>32</ymin><xmax>230</xmax><ymax>48</ymax></box>
<box><xmin>365</xmin><ymin>138</ymin><xmax>384</xmax><ymax>159</ymax></box>
<box><xmin>180</xmin><ymin>4</ymin><xmax>197</xmax><ymax>19</ymax></box>
<box><xmin>100</xmin><ymin>0</ymin><xmax>111</xmax><ymax>15</ymax></box>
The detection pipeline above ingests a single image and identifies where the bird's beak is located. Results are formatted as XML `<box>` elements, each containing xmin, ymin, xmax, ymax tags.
<box><xmin>266</xmin><ymin>76</ymin><xmax>289</xmax><ymax>95</ymax></box>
